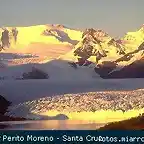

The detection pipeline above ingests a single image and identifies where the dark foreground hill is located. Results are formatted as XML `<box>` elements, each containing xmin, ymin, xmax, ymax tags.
<box><xmin>0</xmin><ymin>94</ymin><xmax>26</xmax><ymax>122</ymax></box>
<box><xmin>99</xmin><ymin>114</ymin><xmax>144</xmax><ymax>130</ymax></box>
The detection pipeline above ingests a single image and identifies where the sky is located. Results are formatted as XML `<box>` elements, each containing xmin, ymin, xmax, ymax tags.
<box><xmin>0</xmin><ymin>0</ymin><xmax>143</xmax><ymax>36</ymax></box>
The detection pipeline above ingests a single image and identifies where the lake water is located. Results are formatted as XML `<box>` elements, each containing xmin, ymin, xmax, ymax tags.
<box><xmin>0</xmin><ymin>120</ymin><xmax>105</xmax><ymax>130</ymax></box>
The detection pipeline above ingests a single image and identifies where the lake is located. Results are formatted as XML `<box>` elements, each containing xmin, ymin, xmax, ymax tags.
<box><xmin>0</xmin><ymin>120</ymin><xmax>105</xmax><ymax>130</ymax></box>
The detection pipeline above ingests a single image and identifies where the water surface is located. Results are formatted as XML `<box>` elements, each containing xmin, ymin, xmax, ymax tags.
<box><xmin>0</xmin><ymin>120</ymin><xmax>105</xmax><ymax>130</ymax></box>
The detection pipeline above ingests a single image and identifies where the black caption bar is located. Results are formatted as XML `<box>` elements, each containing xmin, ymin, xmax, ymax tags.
<box><xmin>0</xmin><ymin>130</ymin><xmax>144</xmax><ymax>143</ymax></box>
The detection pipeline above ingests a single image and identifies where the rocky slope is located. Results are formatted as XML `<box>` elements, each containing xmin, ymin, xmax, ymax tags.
<box><xmin>73</xmin><ymin>28</ymin><xmax>125</xmax><ymax>63</ymax></box>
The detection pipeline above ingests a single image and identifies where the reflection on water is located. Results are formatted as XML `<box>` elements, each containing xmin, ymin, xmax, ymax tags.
<box><xmin>0</xmin><ymin>120</ymin><xmax>105</xmax><ymax>130</ymax></box>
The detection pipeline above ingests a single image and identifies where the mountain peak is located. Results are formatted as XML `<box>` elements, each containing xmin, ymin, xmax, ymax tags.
<box><xmin>82</xmin><ymin>28</ymin><xmax>109</xmax><ymax>40</ymax></box>
<box><xmin>51</xmin><ymin>24</ymin><xmax>65</xmax><ymax>28</ymax></box>
<box><xmin>72</xmin><ymin>27</ymin><xmax>126</xmax><ymax>63</ymax></box>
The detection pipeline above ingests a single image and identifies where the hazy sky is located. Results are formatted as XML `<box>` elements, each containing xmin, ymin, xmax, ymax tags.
<box><xmin>0</xmin><ymin>0</ymin><xmax>143</xmax><ymax>36</ymax></box>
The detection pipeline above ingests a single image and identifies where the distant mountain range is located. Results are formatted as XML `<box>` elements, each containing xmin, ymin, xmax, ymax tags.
<box><xmin>0</xmin><ymin>24</ymin><xmax>144</xmax><ymax>79</ymax></box>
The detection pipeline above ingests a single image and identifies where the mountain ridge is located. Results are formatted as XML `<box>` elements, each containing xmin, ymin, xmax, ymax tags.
<box><xmin>0</xmin><ymin>24</ymin><xmax>144</xmax><ymax>79</ymax></box>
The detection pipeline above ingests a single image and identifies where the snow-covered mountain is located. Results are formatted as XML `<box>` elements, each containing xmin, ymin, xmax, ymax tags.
<box><xmin>60</xmin><ymin>28</ymin><xmax>126</xmax><ymax>65</ymax></box>
<box><xmin>0</xmin><ymin>24</ymin><xmax>144</xmax><ymax>80</ymax></box>
<box><xmin>73</xmin><ymin>28</ymin><xmax>125</xmax><ymax>62</ymax></box>
<box><xmin>0</xmin><ymin>24</ymin><xmax>82</xmax><ymax>59</ymax></box>
<box><xmin>95</xmin><ymin>42</ymin><xmax>144</xmax><ymax>78</ymax></box>
<box><xmin>60</xmin><ymin>25</ymin><xmax>144</xmax><ymax>78</ymax></box>
<box><xmin>94</xmin><ymin>26</ymin><xmax>144</xmax><ymax>78</ymax></box>
<box><xmin>0</xmin><ymin>24</ymin><xmax>82</xmax><ymax>45</ymax></box>
<box><xmin>121</xmin><ymin>24</ymin><xmax>144</xmax><ymax>52</ymax></box>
